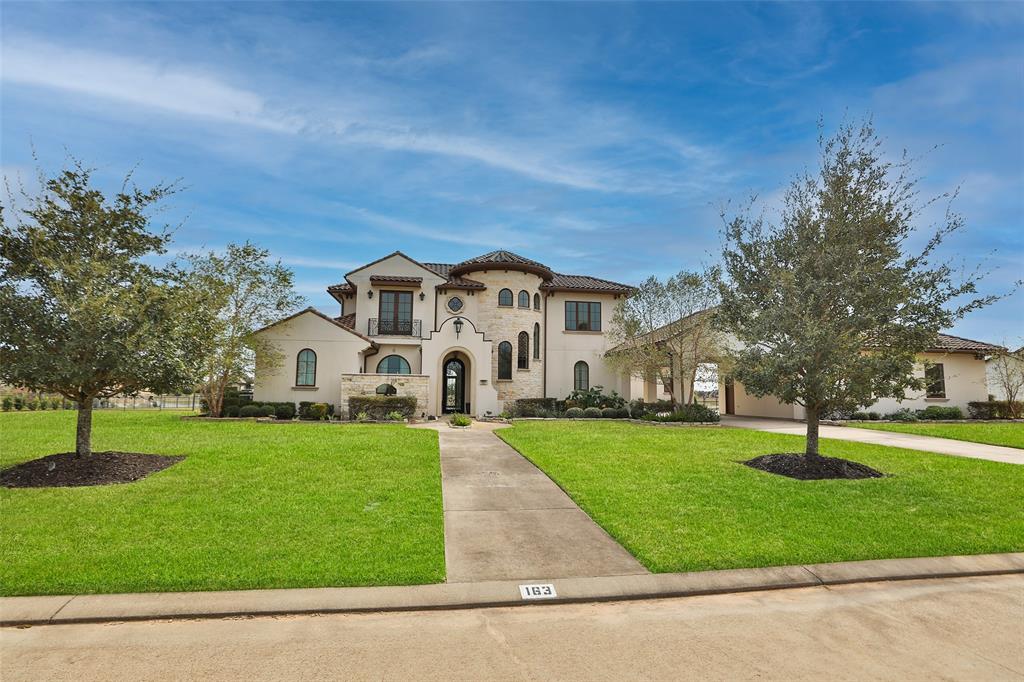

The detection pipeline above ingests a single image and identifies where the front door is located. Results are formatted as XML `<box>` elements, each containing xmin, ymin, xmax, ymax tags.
<box><xmin>443</xmin><ymin>358</ymin><xmax>465</xmax><ymax>413</ymax></box>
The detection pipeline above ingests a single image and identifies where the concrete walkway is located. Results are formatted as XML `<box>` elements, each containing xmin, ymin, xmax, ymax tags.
<box><xmin>423</xmin><ymin>421</ymin><xmax>646</xmax><ymax>583</ymax></box>
<box><xmin>722</xmin><ymin>416</ymin><xmax>1024</xmax><ymax>465</ymax></box>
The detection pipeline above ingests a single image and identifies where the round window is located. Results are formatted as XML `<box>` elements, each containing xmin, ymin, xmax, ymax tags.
<box><xmin>448</xmin><ymin>296</ymin><xmax>464</xmax><ymax>312</ymax></box>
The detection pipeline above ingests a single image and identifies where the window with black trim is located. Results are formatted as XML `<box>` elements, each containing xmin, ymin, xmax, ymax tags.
<box><xmin>498</xmin><ymin>289</ymin><xmax>513</xmax><ymax>307</ymax></box>
<box><xmin>533</xmin><ymin>322</ymin><xmax>540</xmax><ymax>359</ymax></box>
<box><xmin>517</xmin><ymin>331</ymin><xmax>529</xmax><ymax>369</ymax></box>
<box><xmin>296</xmin><ymin>349</ymin><xmax>317</xmax><ymax>386</ymax></box>
<box><xmin>379</xmin><ymin>290</ymin><xmax>413</xmax><ymax>334</ymax></box>
<box><xmin>565</xmin><ymin>301</ymin><xmax>601</xmax><ymax>331</ymax></box>
<box><xmin>377</xmin><ymin>355</ymin><xmax>411</xmax><ymax>374</ymax></box>
<box><xmin>447</xmin><ymin>296</ymin><xmax>464</xmax><ymax>312</ymax></box>
<box><xmin>574</xmin><ymin>361</ymin><xmax>589</xmax><ymax>391</ymax></box>
<box><xmin>533</xmin><ymin>293</ymin><xmax>540</xmax><ymax>310</ymax></box>
<box><xmin>518</xmin><ymin>290</ymin><xmax>530</xmax><ymax>308</ymax></box>
<box><xmin>925</xmin><ymin>363</ymin><xmax>946</xmax><ymax>398</ymax></box>
<box><xmin>498</xmin><ymin>341</ymin><xmax>513</xmax><ymax>379</ymax></box>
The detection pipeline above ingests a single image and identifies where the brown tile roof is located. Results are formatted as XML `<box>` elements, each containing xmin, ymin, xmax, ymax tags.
<box><xmin>335</xmin><ymin>312</ymin><xmax>356</xmax><ymax>329</ymax></box>
<box><xmin>327</xmin><ymin>282</ymin><xmax>354</xmax><ymax>294</ymax></box>
<box><xmin>255</xmin><ymin>307</ymin><xmax>376</xmax><ymax>345</ymax></box>
<box><xmin>929</xmin><ymin>333</ymin><xmax>1004</xmax><ymax>354</ymax></box>
<box><xmin>448</xmin><ymin>250</ymin><xmax>555</xmax><ymax>280</ymax></box>
<box><xmin>541</xmin><ymin>273</ymin><xmax>634</xmax><ymax>295</ymax></box>
<box><xmin>369</xmin><ymin>275</ymin><xmax>423</xmax><ymax>285</ymax></box>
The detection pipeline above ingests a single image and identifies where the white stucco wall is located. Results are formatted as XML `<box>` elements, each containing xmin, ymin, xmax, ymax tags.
<box><xmin>420</xmin><ymin>316</ymin><xmax>500</xmax><ymax>417</ymax></box>
<box><xmin>253</xmin><ymin>311</ymin><xmax>373</xmax><ymax>407</ymax></box>
<box><xmin>544</xmin><ymin>290</ymin><xmax>627</xmax><ymax>400</ymax></box>
<box><xmin>347</xmin><ymin>253</ymin><xmax>447</xmax><ymax>339</ymax></box>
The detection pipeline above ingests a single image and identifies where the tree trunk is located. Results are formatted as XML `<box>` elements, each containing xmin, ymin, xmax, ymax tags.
<box><xmin>76</xmin><ymin>399</ymin><xmax>94</xmax><ymax>457</ymax></box>
<box><xmin>805</xmin><ymin>406</ymin><xmax>820</xmax><ymax>458</ymax></box>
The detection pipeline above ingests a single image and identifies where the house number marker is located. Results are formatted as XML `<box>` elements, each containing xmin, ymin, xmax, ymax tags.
<box><xmin>519</xmin><ymin>583</ymin><xmax>557</xmax><ymax>600</ymax></box>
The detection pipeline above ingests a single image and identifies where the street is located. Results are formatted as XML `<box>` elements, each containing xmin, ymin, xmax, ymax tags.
<box><xmin>3</xmin><ymin>575</ymin><xmax>1022</xmax><ymax>681</ymax></box>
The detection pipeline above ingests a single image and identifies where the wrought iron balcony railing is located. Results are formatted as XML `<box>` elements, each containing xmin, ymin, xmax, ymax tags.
<box><xmin>368</xmin><ymin>318</ymin><xmax>422</xmax><ymax>337</ymax></box>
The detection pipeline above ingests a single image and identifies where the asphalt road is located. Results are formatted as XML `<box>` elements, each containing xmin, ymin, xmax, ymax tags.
<box><xmin>3</xmin><ymin>575</ymin><xmax>1022</xmax><ymax>681</ymax></box>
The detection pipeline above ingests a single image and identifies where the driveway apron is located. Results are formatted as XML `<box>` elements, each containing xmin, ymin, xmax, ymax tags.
<box><xmin>435</xmin><ymin>425</ymin><xmax>647</xmax><ymax>583</ymax></box>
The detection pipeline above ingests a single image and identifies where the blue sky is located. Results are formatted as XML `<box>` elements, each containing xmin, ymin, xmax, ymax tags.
<box><xmin>2</xmin><ymin>2</ymin><xmax>1022</xmax><ymax>341</ymax></box>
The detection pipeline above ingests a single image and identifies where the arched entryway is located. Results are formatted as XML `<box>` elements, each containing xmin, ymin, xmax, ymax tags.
<box><xmin>442</xmin><ymin>353</ymin><xmax>468</xmax><ymax>414</ymax></box>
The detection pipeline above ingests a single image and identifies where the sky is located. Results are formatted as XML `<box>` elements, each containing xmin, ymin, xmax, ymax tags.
<box><xmin>2</xmin><ymin>1</ymin><xmax>1022</xmax><ymax>342</ymax></box>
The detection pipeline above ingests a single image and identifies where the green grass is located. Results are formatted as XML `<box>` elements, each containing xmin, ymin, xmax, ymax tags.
<box><xmin>498</xmin><ymin>422</ymin><xmax>1024</xmax><ymax>573</ymax></box>
<box><xmin>0</xmin><ymin>411</ymin><xmax>445</xmax><ymax>596</ymax></box>
<box><xmin>847</xmin><ymin>421</ymin><xmax>1024</xmax><ymax>449</ymax></box>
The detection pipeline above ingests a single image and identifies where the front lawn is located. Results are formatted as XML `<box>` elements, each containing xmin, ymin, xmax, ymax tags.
<box><xmin>0</xmin><ymin>411</ymin><xmax>445</xmax><ymax>596</ymax></box>
<box><xmin>847</xmin><ymin>421</ymin><xmax>1024</xmax><ymax>449</ymax></box>
<box><xmin>498</xmin><ymin>422</ymin><xmax>1023</xmax><ymax>573</ymax></box>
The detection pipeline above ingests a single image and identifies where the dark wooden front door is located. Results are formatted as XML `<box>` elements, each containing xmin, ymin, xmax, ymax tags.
<box><xmin>443</xmin><ymin>358</ymin><xmax>465</xmax><ymax>413</ymax></box>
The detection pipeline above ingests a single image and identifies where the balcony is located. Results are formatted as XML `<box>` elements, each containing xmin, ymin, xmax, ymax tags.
<box><xmin>369</xmin><ymin>318</ymin><xmax>422</xmax><ymax>337</ymax></box>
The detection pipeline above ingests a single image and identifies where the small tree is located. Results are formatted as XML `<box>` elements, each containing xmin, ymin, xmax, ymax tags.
<box><xmin>988</xmin><ymin>345</ymin><xmax>1024</xmax><ymax>417</ymax></box>
<box><xmin>609</xmin><ymin>265</ymin><xmax>724</xmax><ymax>404</ymax></box>
<box><xmin>718</xmin><ymin>120</ymin><xmax>1004</xmax><ymax>459</ymax></box>
<box><xmin>187</xmin><ymin>243</ymin><xmax>303</xmax><ymax>418</ymax></box>
<box><xmin>0</xmin><ymin>161</ymin><xmax>210</xmax><ymax>456</ymax></box>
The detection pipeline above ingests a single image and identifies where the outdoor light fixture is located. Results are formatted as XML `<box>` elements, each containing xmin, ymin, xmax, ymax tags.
<box><xmin>453</xmin><ymin>317</ymin><xmax>464</xmax><ymax>338</ymax></box>
<box><xmin>367</xmin><ymin>290</ymin><xmax>373</xmax><ymax>299</ymax></box>
<box><xmin>419</xmin><ymin>292</ymin><xmax>426</xmax><ymax>301</ymax></box>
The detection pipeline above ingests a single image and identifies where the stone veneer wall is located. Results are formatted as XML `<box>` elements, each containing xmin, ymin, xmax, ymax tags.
<box><xmin>339</xmin><ymin>373</ymin><xmax>430</xmax><ymax>419</ymax></box>
<box><xmin>464</xmin><ymin>269</ymin><xmax>545</xmax><ymax>406</ymax></box>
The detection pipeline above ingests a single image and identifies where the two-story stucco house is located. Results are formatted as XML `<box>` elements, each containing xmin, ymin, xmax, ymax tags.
<box><xmin>253</xmin><ymin>250</ymin><xmax>648</xmax><ymax>417</ymax></box>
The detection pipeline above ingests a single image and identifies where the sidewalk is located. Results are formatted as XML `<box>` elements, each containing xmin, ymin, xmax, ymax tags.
<box><xmin>722</xmin><ymin>416</ymin><xmax>1024</xmax><ymax>464</ymax></box>
<box><xmin>3</xmin><ymin>553</ymin><xmax>1021</xmax><ymax>627</ymax></box>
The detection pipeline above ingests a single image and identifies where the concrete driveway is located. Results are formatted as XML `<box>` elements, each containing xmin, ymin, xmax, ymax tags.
<box><xmin>418</xmin><ymin>421</ymin><xmax>646</xmax><ymax>583</ymax></box>
<box><xmin>722</xmin><ymin>416</ymin><xmax>1024</xmax><ymax>465</ymax></box>
<box><xmin>4</xmin><ymin>575</ymin><xmax>1021</xmax><ymax>681</ymax></box>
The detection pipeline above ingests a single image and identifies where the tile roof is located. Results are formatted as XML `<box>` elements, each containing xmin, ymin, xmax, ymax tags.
<box><xmin>454</xmin><ymin>250</ymin><xmax>549</xmax><ymax>269</ymax></box>
<box><xmin>255</xmin><ymin>307</ymin><xmax>375</xmax><ymax>345</ymax></box>
<box><xmin>369</xmin><ymin>275</ymin><xmax>423</xmax><ymax>284</ymax></box>
<box><xmin>929</xmin><ymin>333</ymin><xmax>1004</xmax><ymax>353</ymax></box>
<box><xmin>335</xmin><ymin>312</ymin><xmax>356</xmax><ymax>329</ymax></box>
<box><xmin>542</xmin><ymin>273</ymin><xmax>634</xmax><ymax>294</ymax></box>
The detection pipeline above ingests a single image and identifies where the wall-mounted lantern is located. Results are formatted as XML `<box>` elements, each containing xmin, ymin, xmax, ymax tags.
<box><xmin>453</xmin><ymin>317</ymin><xmax>464</xmax><ymax>338</ymax></box>
<box><xmin>367</xmin><ymin>290</ymin><xmax>374</xmax><ymax>299</ymax></box>
<box><xmin>419</xmin><ymin>292</ymin><xmax>426</xmax><ymax>301</ymax></box>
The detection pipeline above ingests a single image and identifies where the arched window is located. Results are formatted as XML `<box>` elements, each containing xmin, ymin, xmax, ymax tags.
<box><xmin>377</xmin><ymin>355</ymin><xmax>411</xmax><ymax>374</ymax></box>
<box><xmin>498</xmin><ymin>288</ymin><xmax>513</xmax><ymax>307</ymax></box>
<box><xmin>518</xmin><ymin>290</ymin><xmax>530</xmax><ymax>308</ymax></box>
<box><xmin>533</xmin><ymin>293</ymin><xmax>540</xmax><ymax>310</ymax></box>
<box><xmin>517</xmin><ymin>331</ymin><xmax>529</xmax><ymax>369</ymax></box>
<box><xmin>296</xmin><ymin>349</ymin><xmax>317</xmax><ymax>386</ymax></box>
<box><xmin>574</xmin><ymin>361</ymin><xmax>589</xmax><ymax>391</ymax></box>
<box><xmin>498</xmin><ymin>341</ymin><xmax>513</xmax><ymax>379</ymax></box>
<box><xmin>376</xmin><ymin>384</ymin><xmax>397</xmax><ymax>395</ymax></box>
<box><xmin>533</xmin><ymin>322</ymin><xmax>540</xmax><ymax>359</ymax></box>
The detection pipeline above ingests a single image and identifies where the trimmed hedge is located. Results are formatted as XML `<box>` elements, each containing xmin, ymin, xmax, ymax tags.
<box><xmin>968</xmin><ymin>400</ymin><xmax>1023</xmax><ymax>420</ymax></box>
<box><xmin>641</xmin><ymin>402</ymin><xmax>720</xmax><ymax>423</ymax></box>
<box><xmin>582</xmin><ymin>407</ymin><xmax>603</xmax><ymax>419</ymax></box>
<box><xmin>238</xmin><ymin>405</ymin><xmax>261</xmax><ymax>418</ymax></box>
<box><xmin>564</xmin><ymin>407</ymin><xmax>584</xmax><ymax>418</ymax></box>
<box><xmin>347</xmin><ymin>395</ymin><xmax>417</xmax><ymax>421</ymax></box>
<box><xmin>918</xmin><ymin>405</ymin><xmax>963</xmax><ymax>420</ymax></box>
<box><xmin>628</xmin><ymin>399</ymin><xmax>675</xmax><ymax>418</ymax></box>
<box><xmin>513</xmin><ymin>398</ymin><xmax>557</xmax><ymax>417</ymax></box>
<box><xmin>299</xmin><ymin>401</ymin><xmax>335</xmax><ymax>421</ymax></box>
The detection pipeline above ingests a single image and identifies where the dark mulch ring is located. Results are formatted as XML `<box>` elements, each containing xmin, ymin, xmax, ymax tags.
<box><xmin>743</xmin><ymin>453</ymin><xmax>886</xmax><ymax>481</ymax></box>
<box><xmin>0</xmin><ymin>451</ymin><xmax>184</xmax><ymax>488</ymax></box>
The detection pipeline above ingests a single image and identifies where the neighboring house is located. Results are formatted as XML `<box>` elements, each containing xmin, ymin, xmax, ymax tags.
<box><xmin>720</xmin><ymin>334</ymin><xmax>1005</xmax><ymax>419</ymax></box>
<box><xmin>253</xmin><ymin>250</ymin><xmax>643</xmax><ymax>417</ymax></box>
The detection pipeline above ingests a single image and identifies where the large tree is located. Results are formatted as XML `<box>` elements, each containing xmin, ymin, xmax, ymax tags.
<box><xmin>0</xmin><ymin>161</ymin><xmax>210</xmax><ymax>456</ymax></box>
<box><xmin>186</xmin><ymin>242</ymin><xmax>303</xmax><ymax>418</ymax></box>
<box><xmin>717</xmin><ymin>120</ymin><xmax>1002</xmax><ymax>458</ymax></box>
<box><xmin>609</xmin><ymin>265</ymin><xmax>725</xmax><ymax>404</ymax></box>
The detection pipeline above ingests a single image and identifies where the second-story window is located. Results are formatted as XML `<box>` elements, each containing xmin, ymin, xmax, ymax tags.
<box><xmin>565</xmin><ymin>301</ymin><xmax>602</xmax><ymax>331</ymax></box>
<box><xmin>517</xmin><ymin>331</ymin><xmax>529</xmax><ymax>369</ymax></box>
<box><xmin>533</xmin><ymin>322</ymin><xmax>540</xmax><ymax>359</ymax></box>
<box><xmin>379</xmin><ymin>290</ymin><xmax>413</xmax><ymax>335</ymax></box>
<box><xmin>534</xmin><ymin>293</ymin><xmax>541</xmax><ymax>310</ymax></box>
<box><xmin>498</xmin><ymin>289</ymin><xmax>513</xmax><ymax>307</ymax></box>
<box><xmin>518</xmin><ymin>290</ymin><xmax>530</xmax><ymax>308</ymax></box>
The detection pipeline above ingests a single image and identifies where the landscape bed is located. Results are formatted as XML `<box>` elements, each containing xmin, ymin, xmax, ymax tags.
<box><xmin>498</xmin><ymin>421</ymin><xmax>1024</xmax><ymax>573</ymax></box>
<box><xmin>0</xmin><ymin>411</ymin><xmax>445</xmax><ymax>596</ymax></box>
<box><xmin>846</xmin><ymin>421</ymin><xmax>1024</xmax><ymax>450</ymax></box>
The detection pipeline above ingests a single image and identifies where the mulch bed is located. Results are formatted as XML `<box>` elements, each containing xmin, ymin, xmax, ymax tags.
<box><xmin>0</xmin><ymin>451</ymin><xmax>184</xmax><ymax>488</ymax></box>
<box><xmin>743</xmin><ymin>453</ymin><xmax>886</xmax><ymax>481</ymax></box>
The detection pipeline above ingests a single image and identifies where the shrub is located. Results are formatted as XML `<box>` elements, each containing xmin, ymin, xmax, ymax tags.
<box><xmin>628</xmin><ymin>399</ymin><xmax>675</xmax><ymax>418</ymax></box>
<box><xmin>886</xmin><ymin>408</ymin><xmax>918</xmax><ymax>422</ymax></box>
<box><xmin>385</xmin><ymin>410</ymin><xmax>406</xmax><ymax>422</ymax></box>
<box><xmin>564</xmin><ymin>407</ymin><xmax>584</xmax><ymax>418</ymax></box>
<box><xmin>566</xmin><ymin>387</ymin><xmax>625</xmax><ymax>410</ymax></box>
<box><xmin>355</xmin><ymin>411</ymin><xmax>370</xmax><ymax>422</ymax></box>
<box><xmin>239</xmin><ymin>405</ymin><xmax>261</xmax><ymax>418</ymax></box>
<box><xmin>2</xmin><ymin>397</ymin><xmax>11</xmax><ymax>411</ymax></box>
<box><xmin>347</xmin><ymin>395</ymin><xmax>417</xmax><ymax>421</ymax></box>
<box><xmin>642</xmin><ymin>403</ymin><xmax>721</xmax><ymax>423</ymax></box>
<box><xmin>451</xmin><ymin>413</ymin><xmax>472</xmax><ymax>427</ymax></box>
<box><xmin>967</xmin><ymin>400</ymin><xmax>1023</xmax><ymax>420</ymax></box>
<box><xmin>274</xmin><ymin>403</ymin><xmax>296</xmax><ymax>420</ymax></box>
<box><xmin>513</xmin><ymin>398</ymin><xmax>558</xmax><ymax>417</ymax></box>
<box><xmin>850</xmin><ymin>412</ymin><xmax>868</xmax><ymax>420</ymax></box>
<box><xmin>258</xmin><ymin>405</ymin><xmax>276</xmax><ymax>417</ymax></box>
<box><xmin>306</xmin><ymin>403</ymin><xmax>329</xmax><ymax>420</ymax></box>
<box><xmin>50</xmin><ymin>398</ymin><xmax>60</xmax><ymax>410</ymax></box>
<box><xmin>13</xmin><ymin>396</ymin><xmax>24</xmax><ymax>410</ymax></box>
<box><xmin>224</xmin><ymin>405</ymin><xmax>240</xmax><ymax>417</ymax></box>
<box><xmin>582</xmin><ymin>407</ymin><xmax>602</xmax><ymax>419</ymax></box>
<box><xmin>868</xmin><ymin>411</ymin><xmax>881</xmax><ymax>420</ymax></box>
<box><xmin>600</xmin><ymin>407</ymin><xmax>618</xmax><ymax>418</ymax></box>
<box><xmin>917</xmin><ymin>405</ymin><xmax>963</xmax><ymax>420</ymax></box>
<box><xmin>26</xmin><ymin>400</ymin><xmax>38</xmax><ymax>411</ymax></box>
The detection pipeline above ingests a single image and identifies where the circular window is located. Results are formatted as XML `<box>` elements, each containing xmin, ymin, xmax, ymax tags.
<box><xmin>448</xmin><ymin>296</ymin><xmax>464</xmax><ymax>312</ymax></box>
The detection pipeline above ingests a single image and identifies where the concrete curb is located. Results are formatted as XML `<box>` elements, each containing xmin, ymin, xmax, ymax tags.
<box><xmin>2</xmin><ymin>552</ymin><xmax>1021</xmax><ymax>627</ymax></box>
